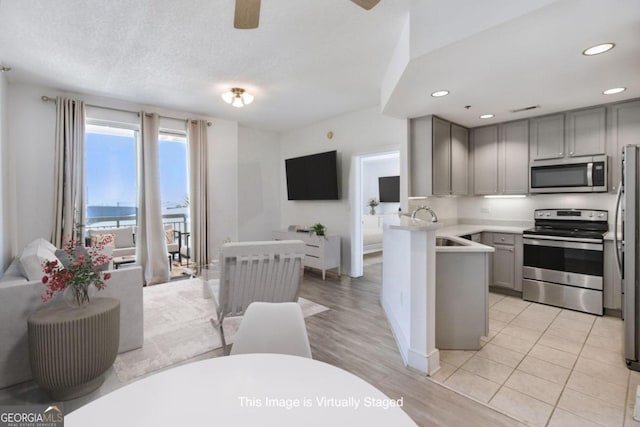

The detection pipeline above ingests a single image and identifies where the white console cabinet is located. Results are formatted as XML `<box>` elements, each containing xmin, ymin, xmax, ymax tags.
<box><xmin>273</xmin><ymin>231</ymin><xmax>341</xmax><ymax>280</ymax></box>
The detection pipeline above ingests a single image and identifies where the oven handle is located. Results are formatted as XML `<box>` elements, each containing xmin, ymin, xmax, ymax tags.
<box><xmin>523</xmin><ymin>238</ymin><xmax>603</xmax><ymax>251</ymax></box>
<box><xmin>522</xmin><ymin>234</ymin><xmax>603</xmax><ymax>244</ymax></box>
<box><xmin>587</xmin><ymin>162</ymin><xmax>593</xmax><ymax>186</ymax></box>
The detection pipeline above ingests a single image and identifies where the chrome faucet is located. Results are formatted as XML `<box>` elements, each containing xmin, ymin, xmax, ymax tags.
<box><xmin>411</xmin><ymin>205</ymin><xmax>438</xmax><ymax>222</ymax></box>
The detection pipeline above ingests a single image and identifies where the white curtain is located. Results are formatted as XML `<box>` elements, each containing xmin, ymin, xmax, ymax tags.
<box><xmin>187</xmin><ymin>120</ymin><xmax>209</xmax><ymax>266</ymax></box>
<box><xmin>137</xmin><ymin>112</ymin><xmax>169</xmax><ymax>285</ymax></box>
<box><xmin>51</xmin><ymin>97</ymin><xmax>86</xmax><ymax>247</ymax></box>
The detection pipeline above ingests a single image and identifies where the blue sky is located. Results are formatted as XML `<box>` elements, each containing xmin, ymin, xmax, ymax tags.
<box><xmin>85</xmin><ymin>132</ymin><xmax>188</xmax><ymax>210</ymax></box>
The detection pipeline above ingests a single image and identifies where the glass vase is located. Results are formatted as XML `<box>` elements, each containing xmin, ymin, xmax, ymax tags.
<box><xmin>63</xmin><ymin>284</ymin><xmax>96</xmax><ymax>307</ymax></box>
<box><xmin>370</xmin><ymin>206</ymin><xmax>376</xmax><ymax>215</ymax></box>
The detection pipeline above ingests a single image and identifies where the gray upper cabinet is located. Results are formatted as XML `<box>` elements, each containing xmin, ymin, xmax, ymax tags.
<box><xmin>473</xmin><ymin>125</ymin><xmax>499</xmax><ymax>195</ymax></box>
<box><xmin>432</xmin><ymin>117</ymin><xmax>452</xmax><ymax>196</ymax></box>
<box><xmin>451</xmin><ymin>124</ymin><xmax>469</xmax><ymax>195</ymax></box>
<box><xmin>530</xmin><ymin>113</ymin><xmax>565</xmax><ymax>161</ymax></box>
<box><xmin>500</xmin><ymin>120</ymin><xmax>529</xmax><ymax>195</ymax></box>
<box><xmin>608</xmin><ymin>100</ymin><xmax>640</xmax><ymax>192</ymax></box>
<box><xmin>409</xmin><ymin>116</ymin><xmax>432</xmax><ymax>197</ymax></box>
<box><xmin>567</xmin><ymin>106</ymin><xmax>606</xmax><ymax>157</ymax></box>
<box><xmin>410</xmin><ymin>115</ymin><xmax>468</xmax><ymax>197</ymax></box>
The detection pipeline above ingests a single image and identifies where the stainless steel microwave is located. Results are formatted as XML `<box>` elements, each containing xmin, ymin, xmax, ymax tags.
<box><xmin>529</xmin><ymin>155</ymin><xmax>607</xmax><ymax>193</ymax></box>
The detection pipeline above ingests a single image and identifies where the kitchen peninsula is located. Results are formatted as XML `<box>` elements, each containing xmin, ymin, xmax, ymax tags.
<box><xmin>381</xmin><ymin>215</ymin><xmax>441</xmax><ymax>375</ymax></box>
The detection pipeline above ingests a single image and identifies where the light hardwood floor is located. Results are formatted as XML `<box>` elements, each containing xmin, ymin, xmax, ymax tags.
<box><xmin>300</xmin><ymin>261</ymin><xmax>520</xmax><ymax>426</ymax></box>
<box><xmin>0</xmin><ymin>260</ymin><xmax>521</xmax><ymax>426</ymax></box>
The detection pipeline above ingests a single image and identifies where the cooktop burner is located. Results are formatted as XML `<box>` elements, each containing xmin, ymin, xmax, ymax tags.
<box><xmin>524</xmin><ymin>208</ymin><xmax>608</xmax><ymax>240</ymax></box>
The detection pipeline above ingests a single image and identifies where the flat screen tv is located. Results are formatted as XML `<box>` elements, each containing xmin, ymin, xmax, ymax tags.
<box><xmin>378</xmin><ymin>176</ymin><xmax>400</xmax><ymax>202</ymax></box>
<box><xmin>285</xmin><ymin>150</ymin><xmax>339</xmax><ymax>200</ymax></box>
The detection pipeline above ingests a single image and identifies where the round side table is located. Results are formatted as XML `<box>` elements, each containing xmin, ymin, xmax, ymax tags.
<box><xmin>28</xmin><ymin>297</ymin><xmax>120</xmax><ymax>400</ymax></box>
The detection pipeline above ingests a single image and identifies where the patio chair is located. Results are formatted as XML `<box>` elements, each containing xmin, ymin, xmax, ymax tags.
<box><xmin>202</xmin><ymin>240</ymin><xmax>305</xmax><ymax>355</ymax></box>
<box><xmin>178</xmin><ymin>231</ymin><xmax>190</xmax><ymax>265</ymax></box>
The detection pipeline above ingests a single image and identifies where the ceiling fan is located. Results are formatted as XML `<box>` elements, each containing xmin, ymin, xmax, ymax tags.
<box><xmin>234</xmin><ymin>0</ymin><xmax>381</xmax><ymax>29</ymax></box>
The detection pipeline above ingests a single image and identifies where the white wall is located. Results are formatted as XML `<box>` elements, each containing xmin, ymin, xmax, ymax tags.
<box><xmin>279</xmin><ymin>106</ymin><xmax>408</xmax><ymax>276</ymax></box>
<box><xmin>5</xmin><ymin>81</ymin><xmax>239</xmax><ymax>259</ymax></box>
<box><xmin>0</xmin><ymin>70</ymin><xmax>9</xmax><ymax>274</ymax></box>
<box><xmin>237</xmin><ymin>126</ymin><xmax>280</xmax><ymax>241</ymax></box>
<box><xmin>362</xmin><ymin>152</ymin><xmax>400</xmax><ymax>215</ymax></box>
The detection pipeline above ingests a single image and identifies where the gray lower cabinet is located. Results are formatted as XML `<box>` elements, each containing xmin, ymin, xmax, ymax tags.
<box><xmin>493</xmin><ymin>244</ymin><xmax>515</xmax><ymax>289</ymax></box>
<box><xmin>436</xmin><ymin>251</ymin><xmax>489</xmax><ymax>350</ymax></box>
<box><xmin>482</xmin><ymin>232</ymin><xmax>523</xmax><ymax>292</ymax></box>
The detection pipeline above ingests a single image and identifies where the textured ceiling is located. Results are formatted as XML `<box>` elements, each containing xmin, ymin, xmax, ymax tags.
<box><xmin>1</xmin><ymin>1</ymin><xmax>638</xmax><ymax>132</ymax></box>
<box><xmin>0</xmin><ymin>0</ymin><xmax>410</xmax><ymax>131</ymax></box>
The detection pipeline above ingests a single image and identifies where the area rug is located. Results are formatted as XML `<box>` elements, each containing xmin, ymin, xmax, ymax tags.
<box><xmin>113</xmin><ymin>278</ymin><xmax>329</xmax><ymax>382</ymax></box>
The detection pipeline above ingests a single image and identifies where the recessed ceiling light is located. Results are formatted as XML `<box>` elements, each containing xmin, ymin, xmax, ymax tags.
<box><xmin>582</xmin><ymin>43</ymin><xmax>615</xmax><ymax>56</ymax></box>
<box><xmin>603</xmin><ymin>87</ymin><xmax>626</xmax><ymax>95</ymax></box>
<box><xmin>479</xmin><ymin>114</ymin><xmax>494</xmax><ymax>119</ymax></box>
<box><xmin>431</xmin><ymin>90</ymin><xmax>449</xmax><ymax>97</ymax></box>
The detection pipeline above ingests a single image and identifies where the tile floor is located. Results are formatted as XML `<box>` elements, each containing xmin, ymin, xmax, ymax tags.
<box><xmin>430</xmin><ymin>292</ymin><xmax>640</xmax><ymax>427</ymax></box>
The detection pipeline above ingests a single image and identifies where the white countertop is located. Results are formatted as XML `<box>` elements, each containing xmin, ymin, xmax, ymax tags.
<box><xmin>434</xmin><ymin>224</ymin><xmax>528</xmax><ymax>253</ymax></box>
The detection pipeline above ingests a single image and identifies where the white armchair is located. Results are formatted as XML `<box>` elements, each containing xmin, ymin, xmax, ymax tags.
<box><xmin>202</xmin><ymin>240</ymin><xmax>305</xmax><ymax>354</ymax></box>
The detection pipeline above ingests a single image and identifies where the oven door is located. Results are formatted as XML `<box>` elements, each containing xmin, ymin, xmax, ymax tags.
<box><xmin>523</xmin><ymin>236</ymin><xmax>604</xmax><ymax>290</ymax></box>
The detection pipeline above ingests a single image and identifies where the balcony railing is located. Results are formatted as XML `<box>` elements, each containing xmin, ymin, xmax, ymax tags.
<box><xmin>85</xmin><ymin>213</ymin><xmax>189</xmax><ymax>233</ymax></box>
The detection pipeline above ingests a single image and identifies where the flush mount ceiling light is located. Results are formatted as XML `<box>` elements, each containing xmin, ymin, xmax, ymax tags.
<box><xmin>221</xmin><ymin>88</ymin><xmax>254</xmax><ymax>108</ymax></box>
<box><xmin>479</xmin><ymin>114</ymin><xmax>494</xmax><ymax>119</ymax></box>
<box><xmin>582</xmin><ymin>43</ymin><xmax>615</xmax><ymax>56</ymax></box>
<box><xmin>431</xmin><ymin>90</ymin><xmax>449</xmax><ymax>97</ymax></box>
<box><xmin>603</xmin><ymin>87</ymin><xmax>626</xmax><ymax>95</ymax></box>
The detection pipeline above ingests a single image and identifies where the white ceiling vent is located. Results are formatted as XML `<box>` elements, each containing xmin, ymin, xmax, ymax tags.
<box><xmin>510</xmin><ymin>105</ymin><xmax>540</xmax><ymax>113</ymax></box>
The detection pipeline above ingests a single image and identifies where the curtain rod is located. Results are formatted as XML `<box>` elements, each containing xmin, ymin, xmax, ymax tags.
<box><xmin>41</xmin><ymin>95</ymin><xmax>212</xmax><ymax>126</ymax></box>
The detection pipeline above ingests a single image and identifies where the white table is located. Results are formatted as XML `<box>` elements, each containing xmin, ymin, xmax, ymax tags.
<box><xmin>65</xmin><ymin>354</ymin><xmax>417</xmax><ymax>426</ymax></box>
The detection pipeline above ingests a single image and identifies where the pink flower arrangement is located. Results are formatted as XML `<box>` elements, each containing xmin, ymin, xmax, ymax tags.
<box><xmin>41</xmin><ymin>237</ymin><xmax>113</xmax><ymax>304</ymax></box>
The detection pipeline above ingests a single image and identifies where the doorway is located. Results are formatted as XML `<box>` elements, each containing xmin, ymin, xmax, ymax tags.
<box><xmin>350</xmin><ymin>150</ymin><xmax>400</xmax><ymax>278</ymax></box>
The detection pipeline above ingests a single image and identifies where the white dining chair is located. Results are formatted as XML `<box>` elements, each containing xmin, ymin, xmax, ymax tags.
<box><xmin>202</xmin><ymin>240</ymin><xmax>306</xmax><ymax>354</ymax></box>
<box><xmin>230</xmin><ymin>302</ymin><xmax>312</xmax><ymax>358</ymax></box>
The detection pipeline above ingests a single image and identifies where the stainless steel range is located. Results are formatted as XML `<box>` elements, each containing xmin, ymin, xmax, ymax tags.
<box><xmin>522</xmin><ymin>209</ymin><xmax>608</xmax><ymax>315</ymax></box>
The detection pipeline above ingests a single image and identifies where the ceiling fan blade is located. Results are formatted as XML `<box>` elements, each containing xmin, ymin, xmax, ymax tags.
<box><xmin>234</xmin><ymin>0</ymin><xmax>261</xmax><ymax>29</ymax></box>
<box><xmin>350</xmin><ymin>0</ymin><xmax>381</xmax><ymax>10</ymax></box>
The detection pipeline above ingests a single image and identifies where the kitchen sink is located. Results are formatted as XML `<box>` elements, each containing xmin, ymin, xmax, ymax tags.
<box><xmin>435</xmin><ymin>237</ymin><xmax>467</xmax><ymax>247</ymax></box>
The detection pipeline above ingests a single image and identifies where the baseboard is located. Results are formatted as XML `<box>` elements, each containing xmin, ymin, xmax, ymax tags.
<box><xmin>604</xmin><ymin>308</ymin><xmax>622</xmax><ymax>318</ymax></box>
<box><xmin>489</xmin><ymin>286</ymin><xmax>523</xmax><ymax>298</ymax></box>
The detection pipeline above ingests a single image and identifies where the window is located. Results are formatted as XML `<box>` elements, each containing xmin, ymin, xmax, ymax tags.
<box><xmin>159</xmin><ymin>132</ymin><xmax>189</xmax><ymax>233</ymax></box>
<box><xmin>85</xmin><ymin>124</ymin><xmax>138</xmax><ymax>230</ymax></box>
<box><xmin>84</xmin><ymin>124</ymin><xmax>190</xmax><ymax>238</ymax></box>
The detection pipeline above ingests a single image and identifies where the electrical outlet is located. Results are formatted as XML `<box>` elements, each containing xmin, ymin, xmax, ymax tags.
<box><xmin>481</xmin><ymin>207</ymin><xmax>490</xmax><ymax>214</ymax></box>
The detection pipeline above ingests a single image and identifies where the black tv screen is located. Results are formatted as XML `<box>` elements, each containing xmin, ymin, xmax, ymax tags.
<box><xmin>285</xmin><ymin>150</ymin><xmax>339</xmax><ymax>200</ymax></box>
<box><xmin>379</xmin><ymin>176</ymin><xmax>400</xmax><ymax>202</ymax></box>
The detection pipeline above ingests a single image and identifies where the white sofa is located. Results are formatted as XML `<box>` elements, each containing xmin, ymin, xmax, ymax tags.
<box><xmin>88</xmin><ymin>226</ymin><xmax>137</xmax><ymax>257</ymax></box>
<box><xmin>88</xmin><ymin>225</ymin><xmax>180</xmax><ymax>259</ymax></box>
<box><xmin>0</xmin><ymin>258</ymin><xmax>144</xmax><ymax>389</ymax></box>
<box><xmin>362</xmin><ymin>215</ymin><xmax>383</xmax><ymax>254</ymax></box>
